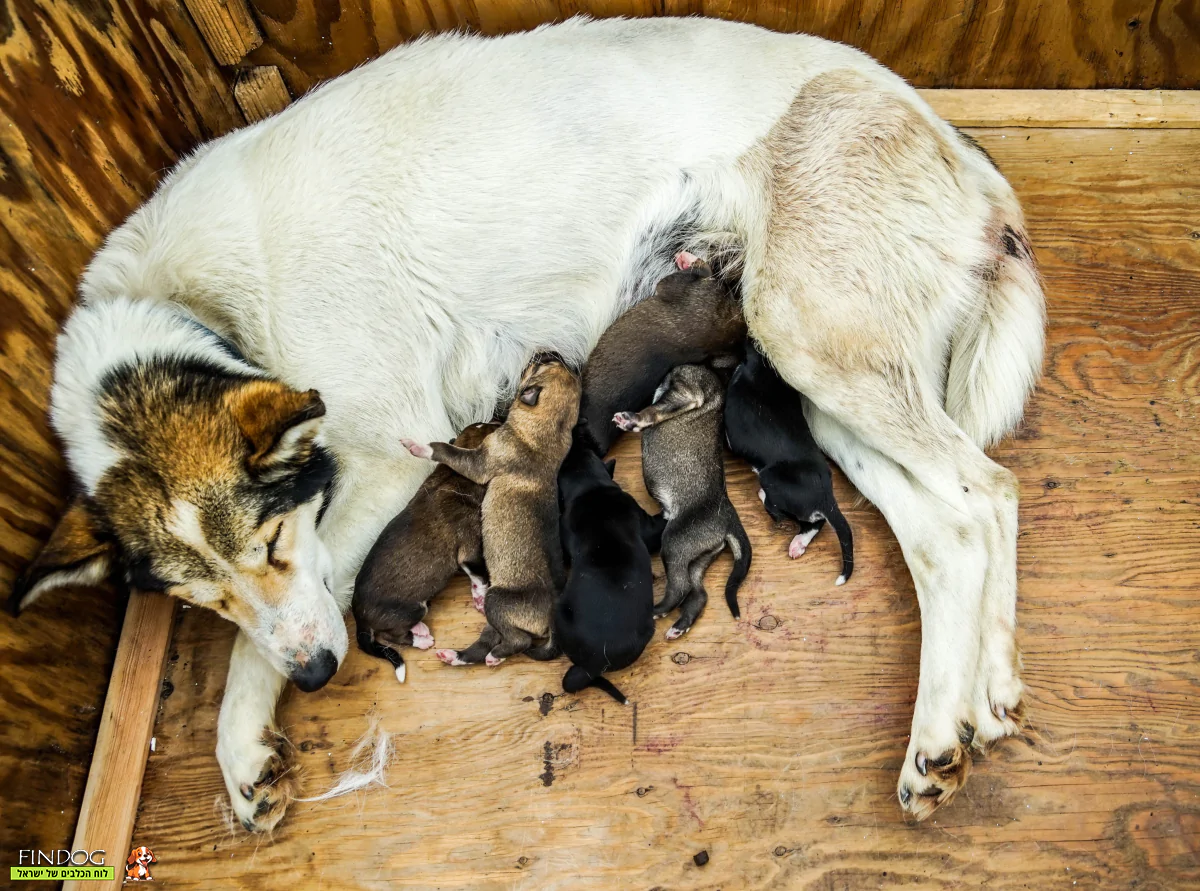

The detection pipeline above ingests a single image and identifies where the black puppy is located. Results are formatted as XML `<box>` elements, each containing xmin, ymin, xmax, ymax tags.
<box><xmin>555</xmin><ymin>433</ymin><xmax>666</xmax><ymax>704</ymax></box>
<box><xmin>724</xmin><ymin>340</ymin><xmax>854</xmax><ymax>584</ymax></box>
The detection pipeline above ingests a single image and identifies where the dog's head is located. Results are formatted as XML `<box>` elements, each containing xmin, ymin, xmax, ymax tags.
<box><xmin>127</xmin><ymin>846</ymin><xmax>156</xmax><ymax>867</ymax></box>
<box><xmin>510</xmin><ymin>356</ymin><xmax>581</xmax><ymax>437</ymax></box>
<box><xmin>12</xmin><ymin>303</ymin><xmax>346</xmax><ymax>692</ymax></box>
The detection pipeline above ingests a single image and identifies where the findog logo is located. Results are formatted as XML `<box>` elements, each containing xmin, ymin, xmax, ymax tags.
<box><xmin>124</xmin><ymin>846</ymin><xmax>157</xmax><ymax>882</ymax></box>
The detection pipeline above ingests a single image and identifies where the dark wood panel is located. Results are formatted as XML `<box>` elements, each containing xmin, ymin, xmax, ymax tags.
<box><xmin>0</xmin><ymin>0</ymin><xmax>241</xmax><ymax>869</ymax></box>
<box><xmin>131</xmin><ymin>123</ymin><xmax>1200</xmax><ymax>889</ymax></box>
<box><xmin>244</xmin><ymin>0</ymin><xmax>1200</xmax><ymax>97</ymax></box>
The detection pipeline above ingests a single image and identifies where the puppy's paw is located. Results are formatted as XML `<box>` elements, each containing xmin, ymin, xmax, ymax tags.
<box><xmin>665</xmin><ymin>624</ymin><xmax>690</xmax><ymax>641</ymax></box>
<box><xmin>410</xmin><ymin>622</ymin><xmax>434</xmax><ymax>650</ymax></box>
<box><xmin>485</xmin><ymin>653</ymin><xmax>506</xmax><ymax>667</ymax></box>
<box><xmin>612</xmin><ymin>412</ymin><xmax>642</xmax><ymax>432</ymax></box>
<box><xmin>400</xmin><ymin>438</ymin><xmax>433</xmax><ymax>459</ymax></box>
<box><xmin>435</xmin><ymin>649</ymin><xmax>467</xmax><ymax>667</ymax></box>
<box><xmin>675</xmin><ymin>250</ymin><xmax>700</xmax><ymax>270</ymax></box>
<box><xmin>788</xmin><ymin>528</ymin><xmax>819</xmax><ymax>560</ymax></box>
<box><xmin>471</xmin><ymin>586</ymin><xmax>487</xmax><ymax>613</ymax></box>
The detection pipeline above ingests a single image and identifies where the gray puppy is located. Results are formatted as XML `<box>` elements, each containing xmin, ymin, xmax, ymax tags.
<box><xmin>614</xmin><ymin>363</ymin><xmax>751</xmax><ymax>639</ymax></box>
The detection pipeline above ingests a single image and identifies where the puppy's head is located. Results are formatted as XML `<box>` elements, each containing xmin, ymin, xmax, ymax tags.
<box><xmin>14</xmin><ymin>359</ymin><xmax>346</xmax><ymax>693</ymax></box>
<box><xmin>510</xmin><ymin>356</ymin><xmax>581</xmax><ymax>435</ymax></box>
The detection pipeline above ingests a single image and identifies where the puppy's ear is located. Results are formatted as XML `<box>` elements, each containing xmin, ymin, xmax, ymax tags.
<box><xmin>148</xmin><ymin>849</ymin><xmax>157</xmax><ymax>864</ymax></box>
<box><xmin>603</xmin><ymin>459</ymin><xmax>617</xmax><ymax>478</ymax></box>
<box><xmin>227</xmin><ymin>380</ymin><xmax>325</xmax><ymax>481</ymax></box>
<box><xmin>127</xmin><ymin>851</ymin><xmax>138</xmax><ymax>866</ymax></box>
<box><xmin>9</xmin><ymin>498</ymin><xmax>114</xmax><ymax>616</ymax></box>
<box><xmin>519</xmin><ymin>385</ymin><xmax>542</xmax><ymax>407</ymax></box>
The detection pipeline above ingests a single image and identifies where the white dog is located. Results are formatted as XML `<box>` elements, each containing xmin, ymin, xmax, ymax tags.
<box><xmin>11</xmin><ymin>16</ymin><xmax>1043</xmax><ymax>829</ymax></box>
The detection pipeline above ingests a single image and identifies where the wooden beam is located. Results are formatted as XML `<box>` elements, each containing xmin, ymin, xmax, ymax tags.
<box><xmin>179</xmin><ymin>0</ymin><xmax>263</xmax><ymax>66</ymax></box>
<box><xmin>234</xmin><ymin>66</ymin><xmax>292</xmax><ymax>124</ymax></box>
<box><xmin>918</xmin><ymin>88</ymin><xmax>1200</xmax><ymax>128</ymax></box>
<box><xmin>62</xmin><ymin>592</ymin><xmax>175</xmax><ymax>891</ymax></box>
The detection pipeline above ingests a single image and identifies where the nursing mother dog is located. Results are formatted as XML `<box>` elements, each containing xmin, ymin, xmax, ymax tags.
<box><xmin>10</xmin><ymin>16</ymin><xmax>1044</xmax><ymax>831</ymax></box>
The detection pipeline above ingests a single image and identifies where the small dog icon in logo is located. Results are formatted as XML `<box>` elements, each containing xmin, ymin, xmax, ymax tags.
<box><xmin>125</xmin><ymin>846</ymin><xmax>157</xmax><ymax>882</ymax></box>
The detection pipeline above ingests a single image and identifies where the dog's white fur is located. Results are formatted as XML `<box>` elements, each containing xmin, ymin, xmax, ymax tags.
<box><xmin>52</xmin><ymin>16</ymin><xmax>1043</xmax><ymax>827</ymax></box>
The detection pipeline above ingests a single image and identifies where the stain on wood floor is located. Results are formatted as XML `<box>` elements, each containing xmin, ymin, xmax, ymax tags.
<box><xmin>132</xmin><ymin>124</ymin><xmax>1200</xmax><ymax>889</ymax></box>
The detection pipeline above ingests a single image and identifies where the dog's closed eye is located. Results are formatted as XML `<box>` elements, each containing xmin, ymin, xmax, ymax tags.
<box><xmin>520</xmin><ymin>385</ymin><xmax>542</xmax><ymax>406</ymax></box>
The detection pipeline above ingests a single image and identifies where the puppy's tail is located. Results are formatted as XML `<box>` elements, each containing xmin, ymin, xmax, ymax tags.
<box><xmin>563</xmin><ymin>664</ymin><xmax>629</xmax><ymax>705</ymax></box>
<box><xmin>723</xmin><ymin>514</ymin><xmax>753</xmax><ymax>619</ymax></box>
<box><xmin>825</xmin><ymin>503</ymin><xmax>855</xmax><ymax>586</ymax></box>
<box><xmin>356</xmin><ymin>629</ymin><xmax>407</xmax><ymax>683</ymax></box>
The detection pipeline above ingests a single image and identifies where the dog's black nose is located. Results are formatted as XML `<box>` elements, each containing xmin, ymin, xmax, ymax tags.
<box><xmin>290</xmin><ymin>648</ymin><xmax>338</xmax><ymax>692</ymax></box>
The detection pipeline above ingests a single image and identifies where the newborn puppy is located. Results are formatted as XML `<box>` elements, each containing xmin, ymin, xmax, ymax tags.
<box><xmin>614</xmin><ymin>363</ymin><xmax>751</xmax><ymax>638</ymax></box>
<box><xmin>579</xmin><ymin>251</ymin><xmax>745</xmax><ymax>453</ymax></box>
<box><xmin>555</xmin><ymin>434</ymin><xmax>667</xmax><ymax>704</ymax></box>
<box><xmin>724</xmin><ymin>340</ymin><xmax>854</xmax><ymax>584</ymax></box>
<box><xmin>403</xmin><ymin>357</ymin><xmax>579</xmax><ymax>666</ymax></box>
<box><xmin>353</xmin><ymin>422</ymin><xmax>497</xmax><ymax>682</ymax></box>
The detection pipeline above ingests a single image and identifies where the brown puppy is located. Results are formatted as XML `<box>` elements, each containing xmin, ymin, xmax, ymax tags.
<box><xmin>402</xmin><ymin>357</ymin><xmax>579</xmax><ymax>666</ymax></box>
<box><xmin>579</xmin><ymin>252</ymin><xmax>746</xmax><ymax>453</ymax></box>
<box><xmin>353</xmin><ymin>421</ymin><xmax>497</xmax><ymax>682</ymax></box>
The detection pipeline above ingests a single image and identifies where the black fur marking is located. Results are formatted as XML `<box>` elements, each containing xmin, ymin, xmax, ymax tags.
<box><xmin>124</xmin><ymin>553</ymin><xmax>169</xmax><ymax>592</ymax></box>
<box><xmin>255</xmin><ymin>444</ymin><xmax>338</xmax><ymax>526</ymax></box>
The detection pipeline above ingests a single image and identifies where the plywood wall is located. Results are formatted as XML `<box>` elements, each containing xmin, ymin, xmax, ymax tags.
<box><xmin>0</xmin><ymin>0</ymin><xmax>241</xmax><ymax>862</ymax></box>
<box><xmin>245</xmin><ymin>0</ymin><xmax>1200</xmax><ymax>97</ymax></box>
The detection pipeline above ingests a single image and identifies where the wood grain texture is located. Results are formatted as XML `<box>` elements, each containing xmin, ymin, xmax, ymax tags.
<box><xmin>129</xmin><ymin>121</ymin><xmax>1200</xmax><ymax>889</ymax></box>
<box><xmin>243</xmin><ymin>0</ymin><xmax>1200</xmax><ymax>98</ymax></box>
<box><xmin>62</xmin><ymin>592</ymin><xmax>175</xmax><ymax>891</ymax></box>
<box><xmin>180</xmin><ymin>0</ymin><xmax>264</xmax><ymax>64</ymax></box>
<box><xmin>920</xmin><ymin>88</ymin><xmax>1200</xmax><ymax>128</ymax></box>
<box><xmin>0</xmin><ymin>0</ymin><xmax>241</xmax><ymax>872</ymax></box>
<box><xmin>234</xmin><ymin>65</ymin><xmax>291</xmax><ymax>123</ymax></box>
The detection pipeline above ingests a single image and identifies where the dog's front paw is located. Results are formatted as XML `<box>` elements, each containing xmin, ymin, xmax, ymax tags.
<box><xmin>220</xmin><ymin>731</ymin><xmax>299</xmax><ymax>833</ymax></box>
<box><xmin>896</xmin><ymin>721</ymin><xmax>975</xmax><ymax>822</ymax></box>
<box><xmin>612</xmin><ymin>412</ymin><xmax>642</xmax><ymax>432</ymax></box>
<box><xmin>971</xmin><ymin>647</ymin><xmax>1025</xmax><ymax>746</ymax></box>
<box><xmin>400</xmin><ymin>438</ymin><xmax>433</xmax><ymax>459</ymax></box>
<box><xmin>435</xmin><ymin>648</ymin><xmax>468</xmax><ymax>667</ymax></box>
<box><xmin>470</xmin><ymin>582</ymin><xmax>488</xmax><ymax>613</ymax></box>
<box><xmin>484</xmin><ymin>653</ymin><xmax>505</xmax><ymax>667</ymax></box>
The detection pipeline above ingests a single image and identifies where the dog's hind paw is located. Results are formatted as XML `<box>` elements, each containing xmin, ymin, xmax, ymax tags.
<box><xmin>435</xmin><ymin>649</ymin><xmax>467</xmax><ymax>666</ymax></box>
<box><xmin>897</xmin><ymin>727</ymin><xmax>975</xmax><ymax>822</ymax></box>
<box><xmin>485</xmin><ymin>653</ymin><xmax>506</xmax><ymax>667</ymax></box>
<box><xmin>225</xmin><ymin>732</ymin><xmax>300</xmax><ymax>833</ymax></box>
<box><xmin>471</xmin><ymin>587</ymin><xmax>487</xmax><ymax>613</ymax></box>
<box><xmin>410</xmin><ymin>622</ymin><xmax>434</xmax><ymax>650</ymax></box>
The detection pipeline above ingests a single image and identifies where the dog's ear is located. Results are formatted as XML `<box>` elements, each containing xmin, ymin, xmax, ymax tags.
<box><xmin>126</xmin><ymin>850</ymin><xmax>139</xmax><ymax>866</ymax></box>
<box><xmin>148</xmin><ymin>849</ymin><xmax>157</xmax><ymax>863</ymax></box>
<box><xmin>603</xmin><ymin>459</ymin><xmax>616</xmax><ymax>478</ymax></box>
<box><xmin>519</xmin><ymin>385</ymin><xmax>542</xmax><ymax>407</ymax></box>
<box><xmin>9</xmin><ymin>498</ymin><xmax>115</xmax><ymax>616</ymax></box>
<box><xmin>227</xmin><ymin>380</ymin><xmax>325</xmax><ymax>482</ymax></box>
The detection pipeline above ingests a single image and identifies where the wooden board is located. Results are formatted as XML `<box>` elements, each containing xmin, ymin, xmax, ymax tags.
<box><xmin>243</xmin><ymin>0</ymin><xmax>1200</xmax><ymax>98</ymax></box>
<box><xmin>919</xmin><ymin>88</ymin><xmax>1200</xmax><ymax>128</ymax></box>
<box><xmin>0</xmin><ymin>0</ymin><xmax>241</xmax><ymax>871</ymax></box>
<box><xmin>234</xmin><ymin>65</ymin><xmax>292</xmax><ymax>123</ymax></box>
<box><xmin>62</xmin><ymin>593</ymin><xmax>175</xmax><ymax>891</ymax></box>
<box><xmin>128</xmin><ymin>113</ymin><xmax>1200</xmax><ymax>888</ymax></box>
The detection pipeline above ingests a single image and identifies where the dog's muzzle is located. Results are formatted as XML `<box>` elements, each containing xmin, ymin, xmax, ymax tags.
<box><xmin>289</xmin><ymin>648</ymin><xmax>339</xmax><ymax>692</ymax></box>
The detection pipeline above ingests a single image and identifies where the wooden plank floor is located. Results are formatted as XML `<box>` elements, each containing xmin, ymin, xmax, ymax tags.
<box><xmin>132</xmin><ymin>115</ymin><xmax>1200</xmax><ymax>888</ymax></box>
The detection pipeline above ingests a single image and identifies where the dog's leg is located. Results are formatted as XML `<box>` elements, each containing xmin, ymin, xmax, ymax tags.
<box><xmin>653</xmin><ymin>545</ymin><xmax>696</xmax><ymax>621</ymax></box>
<box><xmin>666</xmin><ymin>545</ymin><xmax>723</xmax><ymax>639</ymax></box>
<box><xmin>484</xmin><ymin>626</ymin><xmax>534</xmax><ymax>665</ymax></box>
<box><xmin>402</xmin><ymin>440</ymin><xmax>493</xmax><ymax>485</ymax></box>
<box><xmin>436</xmin><ymin>624</ymin><xmax>499</xmax><ymax>666</ymax></box>
<box><xmin>788</xmin><ymin>520</ymin><xmax>824</xmax><ymax>559</ymax></box>
<box><xmin>612</xmin><ymin>386</ymin><xmax>703</xmax><ymax>432</ymax></box>
<box><xmin>217</xmin><ymin>632</ymin><xmax>296</xmax><ymax>832</ymax></box>
<box><xmin>460</xmin><ymin>559</ymin><xmax>489</xmax><ymax>613</ymax></box>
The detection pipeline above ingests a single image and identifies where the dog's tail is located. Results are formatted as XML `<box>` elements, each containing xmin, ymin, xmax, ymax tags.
<box><xmin>825</xmin><ymin>503</ymin><xmax>855</xmax><ymax>586</ymax></box>
<box><xmin>723</xmin><ymin>513</ymin><xmax>753</xmax><ymax>619</ymax></box>
<box><xmin>945</xmin><ymin>182</ymin><xmax>1046</xmax><ymax>449</ymax></box>
<box><xmin>563</xmin><ymin>664</ymin><xmax>629</xmax><ymax>705</ymax></box>
<box><xmin>356</xmin><ymin>629</ymin><xmax>407</xmax><ymax>683</ymax></box>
